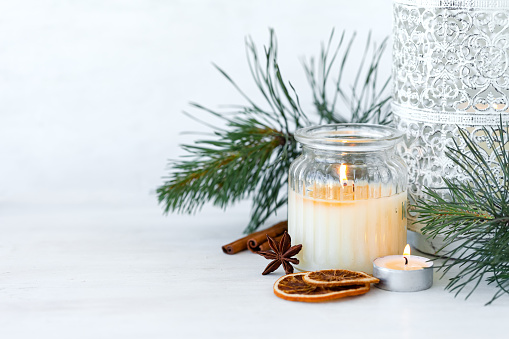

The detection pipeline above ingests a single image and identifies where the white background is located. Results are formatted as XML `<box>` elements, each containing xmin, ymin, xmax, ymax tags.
<box><xmin>0</xmin><ymin>0</ymin><xmax>392</xmax><ymax>212</ymax></box>
<box><xmin>4</xmin><ymin>2</ymin><xmax>505</xmax><ymax>339</ymax></box>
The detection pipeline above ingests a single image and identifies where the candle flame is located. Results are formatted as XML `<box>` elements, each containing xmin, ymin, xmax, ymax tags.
<box><xmin>403</xmin><ymin>244</ymin><xmax>411</xmax><ymax>256</ymax></box>
<box><xmin>339</xmin><ymin>164</ymin><xmax>348</xmax><ymax>185</ymax></box>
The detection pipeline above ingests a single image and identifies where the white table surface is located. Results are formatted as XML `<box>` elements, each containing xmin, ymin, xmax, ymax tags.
<box><xmin>1</xmin><ymin>205</ymin><xmax>507</xmax><ymax>339</ymax></box>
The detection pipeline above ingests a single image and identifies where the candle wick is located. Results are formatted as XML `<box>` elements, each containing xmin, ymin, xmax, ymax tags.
<box><xmin>404</xmin><ymin>256</ymin><xmax>408</xmax><ymax>265</ymax></box>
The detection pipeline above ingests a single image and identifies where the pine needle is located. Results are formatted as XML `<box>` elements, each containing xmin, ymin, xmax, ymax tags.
<box><xmin>416</xmin><ymin>118</ymin><xmax>509</xmax><ymax>305</ymax></box>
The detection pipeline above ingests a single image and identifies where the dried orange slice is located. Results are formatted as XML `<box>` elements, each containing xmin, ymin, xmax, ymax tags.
<box><xmin>273</xmin><ymin>272</ymin><xmax>370</xmax><ymax>302</ymax></box>
<box><xmin>302</xmin><ymin>269</ymin><xmax>379</xmax><ymax>287</ymax></box>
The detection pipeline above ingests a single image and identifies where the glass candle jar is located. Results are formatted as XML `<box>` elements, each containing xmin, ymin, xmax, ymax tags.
<box><xmin>288</xmin><ymin>124</ymin><xmax>408</xmax><ymax>274</ymax></box>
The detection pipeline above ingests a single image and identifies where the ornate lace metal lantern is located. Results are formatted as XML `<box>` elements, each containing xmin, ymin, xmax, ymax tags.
<box><xmin>392</xmin><ymin>0</ymin><xmax>509</xmax><ymax>252</ymax></box>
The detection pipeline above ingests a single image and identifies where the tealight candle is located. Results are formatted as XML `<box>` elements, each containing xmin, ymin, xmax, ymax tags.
<box><xmin>373</xmin><ymin>244</ymin><xmax>433</xmax><ymax>292</ymax></box>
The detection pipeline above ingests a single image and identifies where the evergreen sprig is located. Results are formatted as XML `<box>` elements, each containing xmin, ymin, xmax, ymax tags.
<box><xmin>158</xmin><ymin>29</ymin><xmax>391</xmax><ymax>233</ymax></box>
<box><xmin>416</xmin><ymin>120</ymin><xmax>509</xmax><ymax>305</ymax></box>
<box><xmin>304</xmin><ymin>31</ymin><xmax>391</xmax><ymax>125</ymax></box>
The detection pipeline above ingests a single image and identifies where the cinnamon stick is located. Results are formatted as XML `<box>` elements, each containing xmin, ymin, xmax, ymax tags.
<box><xmin>221</xmin><ymin>234</ymin><xmax>250</xmax><ymax>254</ymax></box>
<box><xmin>222</xmin><ymin>220</ymin><xmax>288</xmax><ymax>255</ymax></box>
<box><xmin>248</xmin><ymin>234</ymin><xmax>284</xmax><ymax>253</ymax></box>
<box><xmin>247</xmin><ymin>221</ymin><xmax>287</xmax><ymax>252</ymax></box>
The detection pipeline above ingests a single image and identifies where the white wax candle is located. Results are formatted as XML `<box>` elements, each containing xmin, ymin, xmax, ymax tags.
<box><xmin>288</xmin><ymin>186</ymin><xmax>407</xmax><ymax>274</ymax></box>
<box><xmin>373</xmin><ymin>255</ymin><xmax>432</xmax><ymax>271</ymax></box>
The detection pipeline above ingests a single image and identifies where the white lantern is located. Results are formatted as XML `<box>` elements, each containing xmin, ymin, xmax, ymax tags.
<box><xmin>392</xmin><ymin>0</ymin><xmax>509</xmax><ymax>253</ymax></box>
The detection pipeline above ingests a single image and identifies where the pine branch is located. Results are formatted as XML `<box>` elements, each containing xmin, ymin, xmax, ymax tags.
<box><xmin>303</xmin><ymin>30</ymin><xmax>391</xmax><ymax>125</ymax></box>
<box><xmin>158</xmin><ymin>29</ymin><xmax>302</xmax><ymax>233</ymax></box>
<box><xmin>157</xmin><ymin>117</ymin><xmax>288</xmax><ymax>214</ymax></box>
<box><xmin>158</xmin><ymin>29</ymin><xmax>391</xmax><ymax>233</ymax></box>
<box><xmin>416</xmin><ymin>118</ymin><xmax>509</xmax><ymax>304</ymax></box>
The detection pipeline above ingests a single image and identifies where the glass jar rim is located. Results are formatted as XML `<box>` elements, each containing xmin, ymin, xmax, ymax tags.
<box><xmin>294</xmin><ymin>123</ymin><xmax>404</xmax><ymax>151</ymax></box>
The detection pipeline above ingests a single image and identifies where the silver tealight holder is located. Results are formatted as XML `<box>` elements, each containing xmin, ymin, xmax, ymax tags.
<box><xmin>373</xmin><ymin>245</ymin><xmax>433</xmax><ymax>292</ymax></box>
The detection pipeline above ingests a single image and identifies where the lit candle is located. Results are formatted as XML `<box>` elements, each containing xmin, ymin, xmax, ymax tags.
<box><xmin>288</xmin><ymin>164</ymin><xmax>407</xmax><ymax>274</ymax></box>
<box><xmin>372</xmin><ymin>244</ymin><xmax>433</xmax><ymax>292</ymax></box>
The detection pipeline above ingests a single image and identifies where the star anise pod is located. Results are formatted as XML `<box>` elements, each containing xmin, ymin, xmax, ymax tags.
<box><xmin>258</xmin><ymin>231</ymin><xmax>302</xmax><ymax>275</ymax></box>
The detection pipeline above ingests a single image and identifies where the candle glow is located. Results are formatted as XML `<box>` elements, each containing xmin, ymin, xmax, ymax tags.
<box><xmin>339</xmin><ymin>164</ymin><xmax>348</xmax><ymax>186</ymax></box>
<box><xmin>381</xmin><ymin>245</ymin><xmax>428</xmax><ymax>271</ymax></box>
